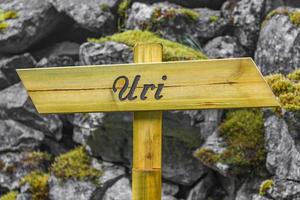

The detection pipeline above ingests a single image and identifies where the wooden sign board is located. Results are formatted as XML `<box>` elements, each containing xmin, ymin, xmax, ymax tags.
<box><xmin>17</xmin><ymin>58</ymin><xmax>279</xmax><ymax>114</ymax></box>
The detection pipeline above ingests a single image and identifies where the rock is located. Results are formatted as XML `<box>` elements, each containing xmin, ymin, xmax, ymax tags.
<box><xmin>163</xmin><ymin>196</ymin><xmax>178</xmax><ymax>200</ymax></box>
<box><xmin>80</xmin><ymin>42</ymin><xmax>133</xmax><ymax>65</ymax></box>
<box><xmin>186</xmin><ymin>173</ymin><xmax>216</xmax><ymax>200</ymax></box>
<box><xmin>0</xmin><ymin>53</ymin><xmax>36</xmax><ymax>89</ymax></box>
<box><xmin>136</xmin><ymin>0</ymin><xmax>226</xmax><ymax>10</ymax></box>
<box><xmin>283</xmin><ymin>111</ymin><xmax>300</xmax><ymax>140</ymax></box>
<box><xmin>78</xmin><ymin>111</ymin><xmax>206</xmax><ymax>186</ymax></box>
<box><xmin>265</xmin><ymin>179</ymin><xmax>300</xmax><ymax>199</ymax></box>
<box><xmin>194</xmin><ymin>130</ymin><xmax>229</xmax><ymax>176</ymax></box>
<box><xmin>255</xmin><ymin>7</ymin><xmax>300</xmax><ymax>75</ymax></box>
<box><xmin>0</xmin><ymin>119</ymin><xmax>44</xmax><ymax>152</ymax></box>
<box><xmin>35</xmin><ymin>42</ymin><xmax>80</xmax><ymax>67</ymax></box>
<box><xmin>16</xmin><ymin>193</ymin><xmax>32</xmax><ymax>200</ymax></box>
<box><xmin>203</xmin><ymin>36</ymin><xmax>248</xmax><ymax>59</ymax></box>
<box><xmin>0</xmin><ymin>0</ymin><xmax>65</xmax><ymax>53</ymax></box>
<box><xmin>82</xmin><ymin>112</ymin><xmax>132</xmax><ymax>164</ymax></box>
<box><xmin>91</xmin><ymin>160</ymin><xmax>126</xmax><ymax>184</ymax></box>
<box><xmin>0</xmin><ymin>83</ymin><xmax>63</xmax><ymax>141</ymax></box>
<box><xmin>126</xmin><ymin>2</ymin><xmax>228</xmax><ymax>44</ymax></box>
<box><xmin>69</xmin><ymin>113</ymin><xmax>105</xmax><ymax>145</ymax></box>
<box><xmin>162</xmin><ymin>112</ymin><xmax>207</xmax><ymax>186</ymax></box>
<box><xmin>48</xmin><ymin>176</ymin><xmax>96</xmax><ymax>200</ymax></box>
<box><xmin>48</xmin><ymin>0</ymin><xmax>118</xmax><ymax>34</ymax></box>
<box><xmin>235</xmin><ymin>178</ymin><xmax>265</xmax><ymax>200</ymax></box>
<box><xmin>0</xmin><ymin>152</ymin><xmax>48</xmax><ymax>190</ymax></box>
<box><xmin>102</xmin><ymin>177</ymin><xmax>132</xmax><ymax>200</ymax></box>
<box><xmin>162</xmin><ymin>182</ymin><xmax>179</xmax><ymax>197</ymax></box>
<box><xmin>233</xmin><ymin>0</ymin><xmax>266</xmax><ymax>54</ymax></box>
<box><xmin>264</xmin><ymin>111</ymin><xmax>300</xmax><ymax>181</ymax></box>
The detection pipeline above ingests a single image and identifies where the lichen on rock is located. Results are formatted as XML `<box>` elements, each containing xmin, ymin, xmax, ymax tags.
<box><xmin>51</xmin><ymin>146</ymin><xmax>102</xmax><ymax>182</ymax></box>
<box><xmin>20</xmin><ymin>171</ymin><xmax>49</xmax><ymax>200</ymax></box>
<box><xmin>0</xmin><ymin>191</ymin><xmax>18</xmax><ymax>200</ymax></box>
<box><xmin>88</xmin><ymin>30</ymin><xmax>207</xmax><ymax>61</ymax></box>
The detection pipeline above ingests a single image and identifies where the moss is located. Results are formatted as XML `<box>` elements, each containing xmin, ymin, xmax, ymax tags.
<box><xmin>151</xmin><ymin>7</ymin><xmax>199</xmax><ymax>25</ymax></box>
<box><xmin>51</xmin><ymin>146</ymin><xmax>102</xmax><ymax>182</ymax></box>
<box><xmin>194</xmin><ymin>148</ymin><xmax>219</xmax><ymax>165</ymax></box>
<box><xmin>289</xmin><ymin>11</ymin><xmax>300</xmax><ymax>27</ymax></box>
<box><xmin>262</xmin><ymin>9</ymin><xmax>300</xmax><ymax>28</ymax></box>
<box><xmin>118</xmin><ymin>0</ymin><xmax>130</xmax><ymax>17</ymax></box>
<box><xmin>100</xmin><ymin>4</ymin><xmax>110</xmax><ymax>12</ymax></box>
<box><xmin>195</xmin><ymin>110</ymin><xmax>266</xmax><ymax>176</ymax></box>
<box><xmin>20</xmin><ymin>171</ymin><xmax>49</xmax><ymax>200</ymax></box>
<box><xmin>288</xmin><ymin>69</ymin><xmax>300</xmax><ymax>81</ymax></box>
<box><xmin>177</xmin><ymin>8</ymin><xmax>199</xmax><ymax>21</ymax></box>
<box><xmin>23</xmin><ymin>151</ymin><xmax>52</xmax><ymax>166</ymax></box>
<box><xmin>209</xmin><ymin>15</ymin><xmax>219</xmax><ymax>23</ymax></box>
<box><xmin>0</xmin><ymin>9</ymin><xmax>17</xmax><ymax>31</ymax></box>
<box><xmin>259</xmin><ymin>179</ymin><xmax>273</xmax><ymax>196</ymax></box>
<box><xmin>0</xmin><ymin>22</ymin><xmax>8</xmax><ymax>31</ymax></box>
<box><xmin>266</xmin><ymin>70</ymin><xmax>300</xmax><ymax>111</ymax></box>
<box><xmin>218</xmin><ymin>109</ymin><xmax>265</xmax><ymax>171</ymax></box>
<box><xmin>0</xmin><ymin>192</ymin><xmax>18</xmax><ymax>200</ymax></box>
<box><xmin>261</xmin><ymin>9</ymin><xmax>289</xmax><ymax>28</ymax></box>
<box><xmin>88</xmin><ymin>30</ymin><xmax>207</xmax><ymax>61</ymax></box>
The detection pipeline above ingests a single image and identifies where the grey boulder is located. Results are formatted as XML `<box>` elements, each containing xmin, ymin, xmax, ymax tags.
<box><xmin>126</xmin><ymin>2</ymin><xmax>228</xmax><ymax>44</ymax></box>
<box><xmin>232</xmin><ymin>0</ymin><xmax>266</xmax><ymax>54</ymax></box>
<box><xmin>0</xmin><ymin>53</ymin><xmax>36</xmax><ymax>89</ymax></box>
<box><xmin>204</xmin><ymin>36</ymin><xmax>248</xmax><ymax>59</ymax></box>
<box><xmin>48</xmin><ymin>176</ymin><xmax>96</xmax><ymax>200</ymax></box>
<box><xmin>80</xmin><ymin>41</ymin><xmax>133</xmax><ymax>65</ymax></box>
<box><xmin>0</xmin><ymin>0</ymin><xmax>65</xmax><ymax>53</ymax></box>
<box><xmin>102</xmin><ymin>177</ymin><xmax>132</xmax><ymax>200</ymax></box>
<box><xmin>48</xmin><ymin>0</ymin><xmax>118</xmax><ymax>34</ymax></box>
<box><xmin>255</xmin><ymin>7</ymin><xmax>300</xmax><ymax>75</ymax></box>
<box><xmin>264</xmin><ymin>111</ymin><xmax>300</xmax><ymax>181</ymax></box>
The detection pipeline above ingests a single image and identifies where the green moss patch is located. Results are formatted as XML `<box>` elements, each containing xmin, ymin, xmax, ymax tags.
<box><xmin>259</xmin><ymin>179</ymin><xmax>273</xmax><ymax>196</ymax></box>
<box><xmin>209</xmin><ymin>15</ymin><xmax>219</xmax><ymax>23</ymax></box>
<box><xmin>195</xmin><ymin>109</ymin><xmax>265</xmax><ymax>175</ymax></box>
<box><xmin>0</xmin><ymin>9</ymin><xmax>17</xmax><ymax>31</ymax></box>
<box><xmin>118</xmin><ymin>0</ymin><xmax>130</xmax><ymax>17</ymax></box>
<box><xmin>266</xmin><ymin>69</ymin><xmax>300</xmax><ymax>110</ymax></box>
<box><xmin>51</xmin><ymin>146</ymin><xmax>102</xmax><ymax>182</ymax></box>
<box><xmin>262</xmin><ymin>9</ymin><xmax>300</xmax><ymax>28</ymax></box>
<box><xmin>20</xmin><ymin>171</ymin><xmax>49</xmax><ymax>200</ymax></box>
<box><xmin>89</xmin><ymin>30</ymin><xmax>207</xmax><ymax>61</ymax></box>
<box><xmin>100</xmin><ymin>4</ymin><xmax>110</xmax><ymax>12</ymax></box>
<box><xmin>0</xmin><ymin>191</ymin><xmax>18</xmax><ymax>200</ymax></box>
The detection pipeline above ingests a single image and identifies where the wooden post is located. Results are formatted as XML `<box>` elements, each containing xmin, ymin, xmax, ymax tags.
<box><xmin>132</xmin><ymin>43</ymin><xmax>163</xmax><ymax>200</ymax></box>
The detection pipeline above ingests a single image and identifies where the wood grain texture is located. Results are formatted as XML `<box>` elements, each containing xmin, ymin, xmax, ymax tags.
<box><xmin>17</xmin><ymin>57</ymin><xmax>279</xmax><ymax>114</ymax></box>
<box><xmin>132</xmin><ymin>44</ymin><xmax>163</xmax><ymax>200</ymax></box>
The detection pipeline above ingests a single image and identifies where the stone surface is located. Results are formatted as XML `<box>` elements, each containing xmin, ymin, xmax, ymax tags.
<box><xmin>35</xmin><ymin>42</ymin><xmax>80</xmax><ymax>67</ymax></box>
<box><xmin>102</xmin><ymin>177</ymin><xmax>132</xmax><ymax>200</ymax></box>
<box><xmin>186</xmin><ymin>173</ymin><xmax>216</xmax><ymax>200</ymax></box>
<box><xmin>80</xmin><ymin>41</ymin><xmax>133</xmax><ymax>65</ymax></box>
<box><xmin>233</xmin><ymin>0</ymin><xmax>266</xmax><ymax>54</ymax></box>
<box><xmin>136</xmin><ymin>0</ymin><xmax>226</xmax><ymax>10</ymax></box>
<box><xmin>49</xmin><ymin>0</ymin><xmax>118</xmax><ymax>34</ymax></box>
<box><xmin>126</xmin><ymin>2</ymin><xmax>228</xmax><ymax>44</ymax></box>
<box><xmin>264</xmin><ymin>179</ymin><xmax>300</xmax><ymax>199</ymax></box>
<box><xmin>255</xmin><ymin>7</ymin><xmax>300</xmax><ymax>75</ymax></box>
<box><xmin>78</xmin><ymin>111</ymin><xmax>206</xmax><ymax>186</ymax></box>
<box><xmin>0</xmin><ymin>152</ymin><xmax>48</xmax><ymax>190</ymax></box>
<box><xmin>0</xmin><ymin>0</ymin><xmax>65</xmax><ymax>53</ymax></box>
<box><xmin>48</xmin><ymin>176</ymin><xmax>96</xmax><ymax>200</ymax></box>
<box><xmin>235</xmin><ymin>178</ymin><xmax>265</xmax><ymax>200</ymax></box>
<box><xmin>264</xmin><ymin>111</ymin><xmax>300</xmax><ymax>181</ymax></box>
<box><xmin>0</xmin><ymin>53</ymin><xmax>36</xmax><ymax>89</ymax></box>
<box><xmin>194</xmin><ymin>129</ymin><xmax>229</xmax><ymax>177</ymax></box>
<box><xmin>204</xmin><ymin>36</ymin><xmax>248</xmax><ymax>58</ymax></box>
<box><xmin>0</xmin><ymin>83</ymin><xmax>63</xmax><ymax>141</ymax></box>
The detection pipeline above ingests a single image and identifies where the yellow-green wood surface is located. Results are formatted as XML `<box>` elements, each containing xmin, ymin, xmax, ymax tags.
<box><xmin>17</xmin><ymin>57</ymin><xmax>279</xmax><ymax>114</ymax></box>
<box><xmin>132</xmin><ymin>44</ymin><xmax>163</xmax><ymax>200</ymax></box>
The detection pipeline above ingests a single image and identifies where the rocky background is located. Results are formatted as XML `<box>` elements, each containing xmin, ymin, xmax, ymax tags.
<box><xmin>0</xmin><ymin>0</ymin><xmax>300</xmax><ymax>199</ymax></box>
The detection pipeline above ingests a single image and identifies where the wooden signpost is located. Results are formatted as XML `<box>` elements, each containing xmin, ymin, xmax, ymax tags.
<box><xmin>17</xmin><ymin>43</ymin><xmax>279</xmax><ymax>200</ymax></box>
